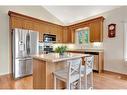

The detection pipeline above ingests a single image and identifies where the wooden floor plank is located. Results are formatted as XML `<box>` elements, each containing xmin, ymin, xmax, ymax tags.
<box><xmin>0</xmin><ymin>72</ymin><xmax>127</xmax><ymax>89</ymax></box>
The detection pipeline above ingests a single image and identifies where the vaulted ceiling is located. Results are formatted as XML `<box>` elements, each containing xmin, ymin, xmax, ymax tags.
<box><xmin>43</xmin><ymin>6</ymin><xmax>120</xmax><ymax>25</ymax></box>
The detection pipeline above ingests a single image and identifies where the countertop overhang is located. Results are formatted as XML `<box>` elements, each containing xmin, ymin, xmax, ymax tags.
<box><xmin>67</xmin><ymin>48</ymin><xmax>104</xmax><ymax>53</ymax></box>
<box><xmin>33</xmin><ymin>53</ymin><xmax>90</xmax><ymax>63</ymax></box>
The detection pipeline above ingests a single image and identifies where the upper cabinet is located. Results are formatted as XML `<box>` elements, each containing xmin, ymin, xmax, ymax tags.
<box><xmin>8</xmin><ymin>11</ymin><xmax>63</xmax><ymax>43</ymax></box>
<box><xmin>62</xmin><ymin>26</ymin><xmax>74</xmax><ymax>43</ymax></box>
<box><xmin>56</xmin><ymin>26</ymin><xmax>63</xmax><ymax>43</ymax></box>
<box><xmin>9</xmin><ymin>11</ymin><xmax>104</xmax><ymax>43</ymax></box>
<box><xmin>89</xmin><ymin>18</ymin><xmax>104</xmax><ymax>42</ymax></box>
<box><xmin>10</xmin><ymin>14</ymin><xmax>34</xmax><ymax>30</ymax></box>
<box><xmin>62</xmin><ymin>27</ymin><xmax>69</xmax><ymax>43</ymax></box>
<box><xmin>66</xmin><ymin>16</ymin><xmax>104</xmax><ymax>43</ymax></box>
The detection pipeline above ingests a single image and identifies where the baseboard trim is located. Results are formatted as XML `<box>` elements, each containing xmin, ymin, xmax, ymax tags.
<box><xmin>0</xmin><ymin>73</ymin><xmax>32</xmax><ymax>80</ymax></box>
<box><xmin>104</xmin><ymin>70</ymin><xmax>127</xmax><ymax>79</ymax></box>
<box><xmin>0</xmin><ymin>73</ymin><xmax>12</xmax><ymax>79</ymax></box>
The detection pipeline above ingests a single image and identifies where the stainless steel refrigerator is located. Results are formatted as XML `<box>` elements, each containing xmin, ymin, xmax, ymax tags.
<box><xmin>12</xmin><ymin>28</ymin><xmax>39</xmax><ymax>79</ymax></box>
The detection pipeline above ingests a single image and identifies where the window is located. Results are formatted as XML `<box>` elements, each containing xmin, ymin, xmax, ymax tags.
<box><xmin>75</xmin><ymin>27</ymin><xmax>89</xmax><ymax>44</ymax></box>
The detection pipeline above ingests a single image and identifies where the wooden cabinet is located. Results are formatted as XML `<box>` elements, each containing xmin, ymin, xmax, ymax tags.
<box><xmin>11</xmin><ymin>16</ymin><xmax>35</xmax><ymax>30</ymax></box>
<box><xmin>33</xmin><ymin>22</ymin><xmax>42</xmax><ymax>41</ymax></box>
<box><xmin>62</xmin><ymin>26</ymin><xmax>74</xmax><ymax>43</ymax></box>
<box><xmin>67</xmin><ymin>16</ymin><xmax>104</xmax><ymax>43</ymax></box>
<box><xmin>23</xmin><ymin>20</ymin><xmax>34</xmax><ymax>30</ymax></box>
<box><xmin>62</xmin><ymin>27</ymin><xmax>68</xmax><ymax>43</ymax></box>
<box><xmin>93</xmin><ymin>55</ymin><xmax>99</xmax><ymax>71</ymax></box>
<box><xmin>89</xmin><ymin>20</ymin><xmax>103</xmax><ymax>42</ymax></box>
<box><xmin>9</xmin><ymin>11</ymin><xmax>104</xmax><ymax>43</ymax></box>
<box><xmin>56</xmin><ymin>26</ymin><xmax>63</xmax><ymax>43</ymax></box>
<box><xmin>33</xmin><ymin>59</ymin><xmax>46</xmax><ymax>89</ymax></box>
<box><xmin>67</xmin><ymin>50</ymin><xmax>104</xmax><ymax>73</ymax></box>
<box><xmin>33</xmin><ymin>58</ymin><xmax>66</xmax><ymax>89</ymax></box>
<box><xmin>9</xmin><ymin>11</ymin><xmax>64</xmax><ymax>43</ymax></box>
<box><xmin>85</xmin><ymin>52</ymin><xmax>104</xmax><ymax>73</ymax></box>
<box><xmin>11</xmin><ymin>16</ymin><xmax>24</xmax><ymax>29</ymax></box>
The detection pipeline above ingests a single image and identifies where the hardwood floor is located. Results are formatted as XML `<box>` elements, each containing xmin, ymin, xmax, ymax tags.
<box><xmin>94</xmin><ymin>71</ymin><xmax>127</xmax><ymax>89</ymax></box>
<box><xmin>0</xmin><ymin>74</ymin><xmax>33</xmax><ymax>89</ymax></box>
<box><xmin>0</xmin><ymin>72</ymin><xmax>127</xmax><ymax>89</ymax></box>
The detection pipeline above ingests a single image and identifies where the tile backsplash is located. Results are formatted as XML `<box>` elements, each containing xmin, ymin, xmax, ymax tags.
<box><xmin>75</xmin><ymin>42</ymin><xmax>103</xmax><ymax>49</ymax></box>
<box><xmin>53</xmin><ymin>43</ymin><xmax>75</xmax><ymax>50</ymax></box>
<box><xmin>53</xmin><ymin>42</ymin><xmax>103</xmax><ymax>50</ymax></box>
<box><xmin>39</xmin><ymin>42</ymin><xmax>103</xmax><ymax>53</ymax></box>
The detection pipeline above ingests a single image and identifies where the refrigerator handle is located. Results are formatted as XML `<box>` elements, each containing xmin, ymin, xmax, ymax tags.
<box><xmin>26</xmin><ymin>32</ymin><xmax>28</xmax><ymax>55</ymax></box>
<box><xmin>24</xmin><ymin>43</ymin><xmax>25</xmax><ymax>51</ymax></box>
<box><xmin>28</xmin><ymin>32</ymin><xmax>31</xmax><ymax>55</ymax></box>
<box><xmin>26</xmin><ymin>31</ymin><xmax>30</xmax><ymax>55</ymax></box>
<box><xmin>28</xmin><ymin>32</ymin><xmax>30</xmax><ymax>55</ymax></box>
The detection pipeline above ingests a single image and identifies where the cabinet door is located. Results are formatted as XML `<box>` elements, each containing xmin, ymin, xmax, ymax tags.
<box><xmin>33</xmin><ymin>22</ymin><xmax>43</xmax><ymax>41</ymax></box>
<box><xmin>62</xmin><ymin>27</ymin><xmax>68</xmax><ymax>43</ymax></box>
<box><xmin>39</xmin><ymin>23</ymin><xmax>49</xmax><ymax>41</ymax></box>
<box><xmin>67</xmin><ymin>28</ymin><xmax>73</xmax><ymax>43</ymax></box>
<box><xmin>90</xmin><ymin>20</ymin><xmax>103</xmax><ymax>42</ymax></box>
<box><xmin>11</xmin><ymin>17</ymin><xmax>24</xmax><ymax>29</ymax></box>
<box><xmin>93</xmin><ymin>55</ymin><xmax>99</xmax><ymax>71</ymax></box>
<box><xmin>23</xmin><ymin>20</ymin><xmax>34</xmax><ymax>30</ymax></box>
<box><xmin>56</xmin><ymin>26</ymin><xmax>63</xmax><ymax>43</ymax></box>
<box><xmin>62</xmin><ymin>27</ymin><xmax>73</xmax><ymax>43</ymax></box>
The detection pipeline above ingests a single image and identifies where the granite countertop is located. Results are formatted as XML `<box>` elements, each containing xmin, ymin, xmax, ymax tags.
<box><xmin>33</xmin><ymin>53</ymin><xmax>90</xmax><ymax>63</ymax></box>
<box><xmin>68</xmin><ymin>48</ymin><xmax>104</xmax><ymax>53</ymax></box>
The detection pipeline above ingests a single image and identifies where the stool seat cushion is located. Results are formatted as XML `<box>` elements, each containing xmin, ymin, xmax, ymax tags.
<box><xmin>53</xmin><ymin>69</ymin><xmax>80</xmax><ymax>83</ymax></box>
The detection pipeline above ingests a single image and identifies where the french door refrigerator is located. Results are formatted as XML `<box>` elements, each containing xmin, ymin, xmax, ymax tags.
<box><xmin>12</xmin><ymin>28</ymin><xmax>39</xmax><ymax>79</ymax></box>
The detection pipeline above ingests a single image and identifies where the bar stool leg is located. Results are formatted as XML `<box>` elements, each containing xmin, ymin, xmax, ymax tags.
<box><xmin>54</xmin><ymin>76</ymin><xmax>56</xmax><ymax>89</ymax></box>
<box><xmin>67</xmin><ymin>81</ymin><xmax>71</xmax><ymax>89</ymax></box>
<box><xmin>85</xmin><ymin>75</ymin><xmax>87</xmax><ymax>89</ymax></box>
<box><xmin>91</xmin><ymin>72</ymin><xmax>93</xmax><ymax>89</ymax></box>
<box><xmin>79</xmin><ymin>78</ymin><xmax>81</xmax><ymax>89</ymax></box>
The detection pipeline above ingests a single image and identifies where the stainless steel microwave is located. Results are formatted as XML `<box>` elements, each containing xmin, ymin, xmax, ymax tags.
<box><xmin>43</xmin><ymin>34</ymin><xmax>56</xmax><ymax>42</ymax></box>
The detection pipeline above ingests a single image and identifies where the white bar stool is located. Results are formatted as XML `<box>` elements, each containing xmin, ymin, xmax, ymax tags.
<box><xmin>81</xmin><ymin>55</ymin><xmax>94</xmax><ymax>89</ymax></box>
<box><xmin>53</xmin><ymin>58</ymin><xmax>82</xmax><ymax>89</ymax></box>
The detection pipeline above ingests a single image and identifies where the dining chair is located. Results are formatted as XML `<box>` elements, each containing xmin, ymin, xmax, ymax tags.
<box><xmin>53</xmin><ymin>58</ymin><xmax>82</xmax><ymax>89</ymax></box>
<box><xmin>81</xmin><ymin>55</ymin><xmax>94</xmax><ymax>89</ymax></box>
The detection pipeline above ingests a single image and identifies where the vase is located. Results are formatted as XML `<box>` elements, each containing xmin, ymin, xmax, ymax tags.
<box><xmin>59</xmin><ymin>52</ymin><xmax>64</xmax><ymax>56</ymax></box>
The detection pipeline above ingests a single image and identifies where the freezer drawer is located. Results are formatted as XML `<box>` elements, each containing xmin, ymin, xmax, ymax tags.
<box><xmin>26</xmin><ymin>59</ymin><xmax>33</xmax><ymax>75</ymax></box>
<box><xmin>14</xmin><ymin>58</ymin><xmax>32</xmax><ymax>79</ymax></box>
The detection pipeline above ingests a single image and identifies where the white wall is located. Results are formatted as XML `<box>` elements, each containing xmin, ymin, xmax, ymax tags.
<box><xmin>0</xmin><ymin>12</ymin><xmax>10</xmax><ymax>75</ymax></box>
<box><xmin>72</xmin><ymin>6</ymin><xmax>127</xmax><ymax>74</ymax></box>
<box><xmin>102</xmin><ymin>7</ymin><xmax>127</xmax><ymax>74</ymax></box>
<box><xmin>0</xmin><ymin>6</ymin><xmax>63</xmax><ymax>75</ymax></box>
<box><xmin>0</xmin><ymin>6</ymin><xmax>64</xmax><ymax>25</ymax></box>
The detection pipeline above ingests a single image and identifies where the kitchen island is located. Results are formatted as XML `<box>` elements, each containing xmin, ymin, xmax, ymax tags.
<box><xmin>32</xmin><ymin>53</ymin><xmax>89</xmax><ymax>89</ymax></box>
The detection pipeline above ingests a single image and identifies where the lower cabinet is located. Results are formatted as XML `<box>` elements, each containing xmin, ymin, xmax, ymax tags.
<box><xmin>85</xmin><ymin>52</ymin><xmax>104</xmax><ymax>73</ymax></box>
<box><xmin>67</xmin><ymin>50</ymin><xmax>104</xmax><ymax>73</ymax></box>
<box><xmin>93</xmin><ymin>55</ymin><xmax>99</xmax><ymax>71</ymax></box>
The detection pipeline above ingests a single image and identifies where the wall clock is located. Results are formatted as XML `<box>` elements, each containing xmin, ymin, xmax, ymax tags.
<box><xmin>108</xmin><ymin>23</ymin><xmax>116</xmax><ymax>38</ymax></box>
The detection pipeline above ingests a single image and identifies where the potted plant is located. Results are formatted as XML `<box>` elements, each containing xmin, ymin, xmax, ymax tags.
<box><xmin>55</xmin><ymin>46</ymin><xmax>67</xmax><ymax>55</ymax></box>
